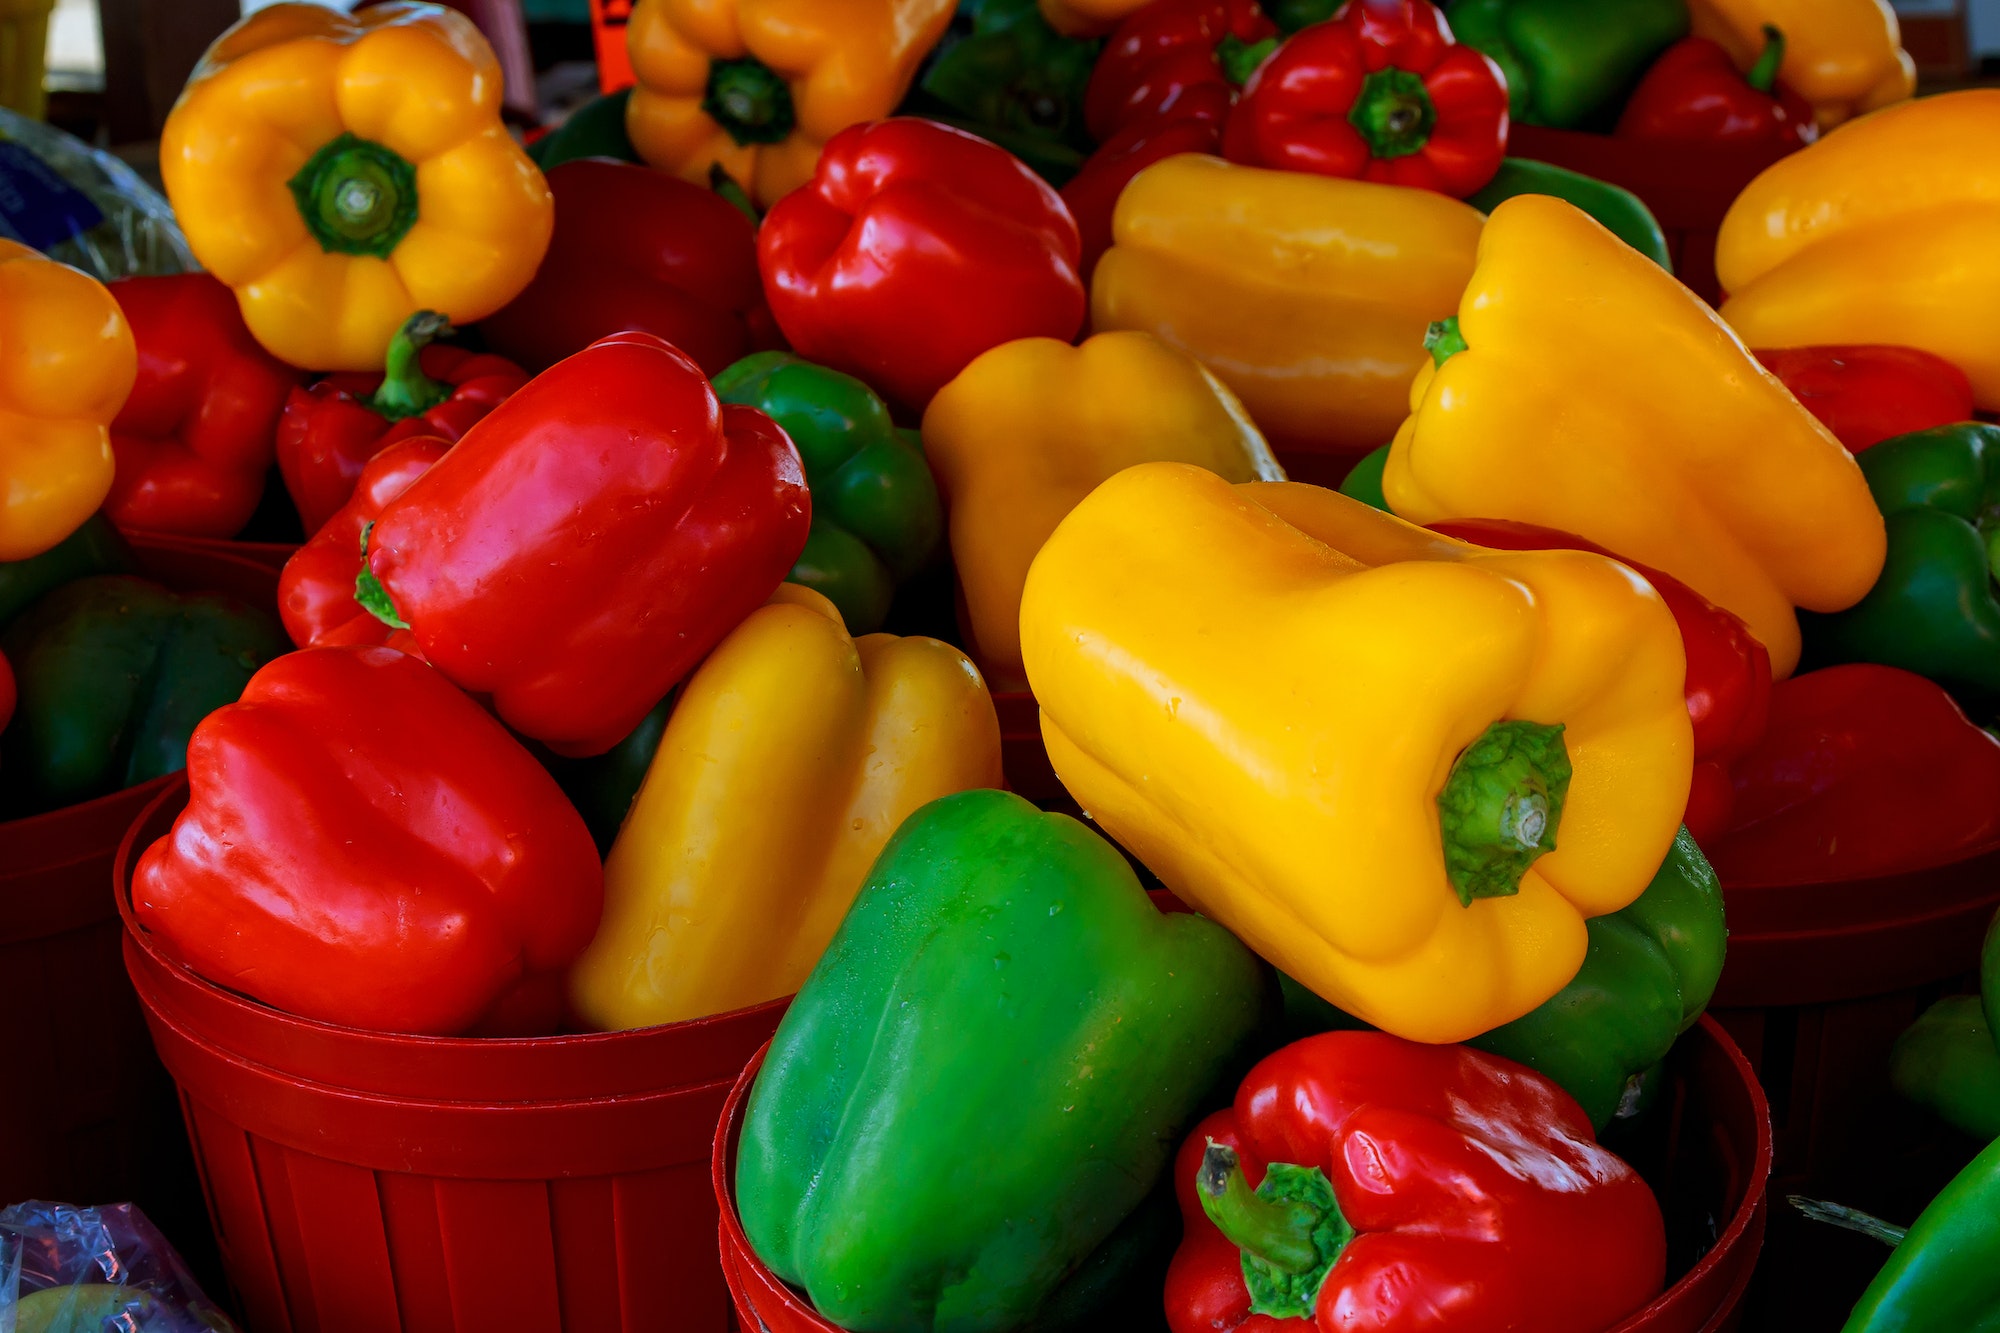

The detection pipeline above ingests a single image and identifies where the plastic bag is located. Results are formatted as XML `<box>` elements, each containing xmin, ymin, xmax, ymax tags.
<box><xmin>0</xmin><ymin>108</ymin><xmax>196</xmax><ymax>282</ymax></box>
<box><xmin>0</xmin><ymin>1201</ymin><xmax>236</xmax><ymax>1332</ymax></box>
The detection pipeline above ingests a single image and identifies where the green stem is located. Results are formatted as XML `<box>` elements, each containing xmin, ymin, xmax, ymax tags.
<box><xmin>1348</xmin><ymin>67</ymin><xmax>1435</xmax><ymax>159</ymax></box>
<box><xmin>354</xmin><ymin>522</ymin><xmax>409</xmax><ymax>630</ymax></box>
<box><xmin>1747</xmin><ymin>25</ymin><xmax>1786</xmax><ymax>95</ymax></box>
<box><xmin>1436</xmin><ymin>719</ymin><xmax>1571</xmax><ymax>907</ymax></box>
<box><xmin>709</xmin><ymin>163</ymin><xmax>760</xmax><ymax>225</ymax></box>
<box><xmin>1424</xmin><ymin>316</ymin><xmax>1467</xmax><ymax>368</ymax></box>
<box><xmin>370</xmin><ymin>311</ymin><xmax>453</xmax><ymax>422</ymax></box>
<box><xmin>1788</xmin><ymin>1196</ymin><xmax>1907</xmax><ymax>1247</ymax></box>
<box><xmin>1196</xmin><ymin>1143</ymin><xmax>1351</xmax><ymax>1320</ymax></box>
<box><xmin>288</xmin><ymin>132</ymin><xmax>420</xmax><ymax>259</ymax></box>
<box><xmin>1216</xmin><ymin>33</ymin><xmax>1278</xmax><ymax>87</ymax></box>
<box><xmin>703</xmin><ymin>55</ymin><xmax>796</xmax><ymax>147</ymax></box>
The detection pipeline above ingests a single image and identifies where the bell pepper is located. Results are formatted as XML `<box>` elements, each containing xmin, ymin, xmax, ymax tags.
<box><xmin>278</xmin><ymin>435</ymin><xmax>447</xmax><ymax>651</ymax></box>
<box><xmin>527</xmin><ymin>696</ymin><xmax>674</xmax><ymax>858</ymax></box>
<box><xmin>1038</xmin><ymin>0</ymin><xmax>1152</xmax><ymax>37</ymax></box>
<box><xmin>906</xmin><ymin>0</ymin><xmax>1102</xmax><ymax>182</ymax></box>
<box><xmin>132</xmin><ymin>645</ymin><xmax>603</xmax><ymax>1037</ymax></box>
<box><xmin>1755</xmin><ymin>346</ymin><xmax>1975</xmax><ymax>455</ymax></box>
<box><xmin>1020</xmin><ymin>464</ymin><xmax>1692</xmax><ymax>1043</ymax></box>
<box><xmin>1891</xmin><ymin>994</ymin><xmax>2000</xmax><ymax>1143</ymax></box>
<box><xmin>1091</xmin><ymin>152</ymin><xmax>1480</xmax><ymax>460</ymax></box>
<box><xmin>1221</xmin><ymin>0</ymin><xmax>1509</xmax><ymax>197</ymax></box>
<box><xmin>1083</xmin><ymin>0</ymin><xmax>1276</xmax><ymax>143</ymax></box>
<box><xmin>737</xmin><ymin>786</ymin><xmax>1271</xmax><ymax>1332</ymax></box>
<box><xmin>1834</xmin><ymin>1135</ymin><xmax>2000</xmax><ymax>1333</ymax></box>
<box><xmin>0</xmin><ymin>575</ymin><xmax>287</xmax><ymax>815</ymax></box>
<box><xmin>1167</xmin><ymin>1031</ymin><xmax>1666</xmax><ymax>1333</ymax></box>
<box><xmin>1465</xmin><ymin>157</ymin><xmax>1672</xmax><ymax>271</ymax></box>
<box><xmin>103</xmin><ymin>274</ymin><xmax>298</xmax><ymax>541</ymax></box>
<box><xmin>1706</xmin><ymin>664</ymin><xmax>2000</xmax><ymax>886</ymax></box>
<box><xmin>1689</xmin><ymin>0</ymin><xmax>1913</xmax><ymax>130</ymax></box>
<box><xmin>1801</xmin><ymin>425</ymin><xmax>2000</xmax><ymax>705</ymax></box>
<box><xmin>1616</xmin><ymin>27</ymin><xmax>1815</xmax><ymax>150</ymax></box>
<box><xmin>712</xmin><ymin>352</ymin><xmax>944</xmax><ymax>634</ymax></box>
<box><xmin>363</xmin><ymin>332</ymin><xmax>811</xmax><ymax>756</ymax></box>
<box><xmin>160</xmin><ymin>2</ymin><xmax>555</xmax><ymax>373</ymax></box>
<box><xmin>922</xmin><ymin>331</ymin><xmax>1283</xmax><ymax>686</ymax></box>
<box><xmin>569</xmin><ymin>585</ymin><xmax>1001</xmax><ymax>1030</ymax></box>
<box><xmin>1061</xmin><ymin>116</ymin><xmax>1222</xmax><ymax>280</ymax></box>
<box><xmin>1428</xmin><ymin>518</ymin><xmax>1771</xmax><ymax>847</ymax></box>
<box><xmin>759</xmin><ymin>118</ymin><xmax>1086</xmax><ymax>411</ymax></box>
<box><xmin>0</xmin><ymin>239</ymin><xmax>135</xmax><ymax>562</ymax></box>
<box><xmin>526</xmin><ymin>88</ymin><xmax>641</xmax><ymax>171</ymax></box>
<box><xmin>478</xmin><ymin>160</ymin><xmax>772</xmax><ymax>379</ymax></box>
<box><xmin>0</xmin><ymin>649</ymin><xmax>11</xmax><ymax>744</ymax></box>
<box><xmin>1384</xmin><ymin>194</ymin><xmax>1886</xmax><ymax>679</ymax></box>
<box><xmin>623</xmin><ymin>0</ymin><xmax>955</xmax><ymax>208</ymax></box>
<box><xmin>1717</xmin><ymin>92</ymin><xmax>2000</xmax><ymax>409</ymax></box>
<box><xmin>0</xmin><ymin>514</ymin><xmax>133</xmax><ymax>630</ymax></box>
<box><xmin>1443</xmin><ymin>0</ymin><xmax>1688</xmax><ymax>129</ymax></box>
<box><xmin>275</xmin><ymin>311</ymin><xmax>526</xmax><ymax>538</ymax></box>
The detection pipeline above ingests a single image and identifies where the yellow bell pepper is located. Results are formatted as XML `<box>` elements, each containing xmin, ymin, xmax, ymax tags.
<box><xmin>1037</xmin><ymin>0</ymin><xmax>1146</xmax><ymax>37</ymax></box>
<box><xmin>161</xmin><ymin>2</ymin><xmax>554</xmax><ymax>373</ymax></box>
<box><xmin>1019</xmin><ymin>463</ymin><xmax>1691</xmax><ymax>1044</ymax></box>
<box><xmin>1385</xmin><ymin>194</ymin><xmax>1884</xmax><ymax>680</ymax></box>
<box><xmin>1717</xmin><ymin>90</ymin><xmax>2000</xmax><ymax>411</ymax></box>
<box><xmin>1690</xmin><ymin>0</ymin><xmax>1913</xmax><ymax>129</ymax></box>
<box><xmin>624</xmin><ymin>0</ymin><xmax>954</xmax><ymax>208</ymax></box>
<box><xmin>921</xmin><ymin>331</ymin><xmax>1283</xmax><ymax>689</ymax></box>
<box><xmin>1089</xmin><ymin>154</ymin><xmax>1481</xmax><ymax>474</ymax></box>
<box><xmin>568</xmin><ymin>585</ymin><xmax>1001</xmax><ymax>1030</ymax></box>
<box><xmin>0</xmin><ymin>240</ymin><xmax>135</xmax><ymax>562</ymax></box>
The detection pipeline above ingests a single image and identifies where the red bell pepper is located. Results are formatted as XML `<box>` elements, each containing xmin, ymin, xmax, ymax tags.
<box><xmin>1708</xmin><ymin>664</ymin><xmax>2000</xmax><ymax>885</ymax></box>
<box><xmin>104</xmin><ymin>274</ymin><xmax>299</xmax><ymax>539</ymax></box>
<box><xmin>1062</xmin><ymin>115</ymin><xmax>1224</xmax><ymax>281</ymax></box>
<box><xmin>1616</xmin><ymin>26</ymin><xmax>1817</xmax><ymax>151</ymax></box>
<box><xmin>1168</xmin><ymin>1030</ymin><xmax>1666</xmax><ymax>1333</ymax></box>
<box><xmin>131</xmin><ymin>644</ymin><xmax>604</xmax><ymax>1037</ymax></box>
<box><xmin>478</xmin><ymin>160</ymin><xmax>776</xmax><ymax>378</ymax></box>
<box><xmin>278</xmin><ymin>436</ymin><xmax>448</xmax><ymax>652</ymax></box>
<box><xmin>275</xmin><ymin>312</ymin><xmax>527</xmax><ymax>538</ymax></box>
<box><xmin>758</xmin><ymin>118</ymin><xmax>1086</xmax><ymax>411</ymax></box>
<box><xmin>1220</xmin><ymin>0</ymin><xmax>1509</xmax><ymax>196</ymax></box>
<box><xmin>1083</xmin><ymin>0</ymin><xmax>1279</xmax><ymax>142</ymax></box>
<box><xmin>1754</xmin><ymin>345</ymin><xmax>1975</xmax><ymax>454</ymax></box>
<box><xmin>362</xmin><ymin>332</ymin><xmax>810</xmax><ymax>756</ymax></box>
<box><xmin>1429</xmin><ymin>518</ymin><xmax>1771</xmax><ymax>846</ymax></box>
<box><xmin>0</xmin><ymin>648</ymin><xmax>13</xmax><ymax>739</ymax></box>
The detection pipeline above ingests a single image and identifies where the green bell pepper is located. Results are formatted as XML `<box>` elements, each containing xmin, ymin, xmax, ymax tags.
<box><xmin>1831</xmin><ymin>1134</ymin><xmax>2000</xmax><ymax>1332</ymax></box>
<box><xmin>0</xmin><ymin>514</ymin><xmax>132</xmax><ymax>630</ymax></box>
<box><xmin>1</xmin><ymin>575</ymin><xmax>286</xmax><ymax>814</ymax></box>
<box><xmin>1891</xmin><ymin>996</ymin><xmax>2000</xmax><ymax>1142</ymax></box>
<box><xmin>1445</xmin><ymin>0</ymin><xmax>1690</xmax><ymax>129</ymax></box>
<box><xmin>714</xmin><ymin>351</ymin><xmax>945</xmax><ymax>633</ymax></box>
<box><xmin>1337</xmin><ymin>444</ymin><xmax>1392</xmax><ymax>513</ymax></box>
<box><xmin>526</xmin><ymin>88</ymin><xmax>642</xmax><ymax>171</ymax></box>
<box><xmin>736</xmin><ymin>788</ymin><xmax>1270</xmax><ymax>1333</ymax></box>
<box><xmin>1802</xmin><ymin>423</ymin><xmax>2000</xmax><ymax>705</ymax></box>
<box><xmin>527</xmin><ymin>693</ymin><xmax>673</xmax><ymax>857</ymax></box>
<box><xmin>903</xmin><ymin>0</ymin><xmax>1098</xmax><ymax>187</ymax></box>
<box><xmin>1282</xmin><ymin>829</ymin><xmax>1725</xmax><ymax>1130</ymax></box>
<box><xmin>1467</xmin><ymin>158</ymin><xmax>1674</xmax><ymax>272</ymax></box>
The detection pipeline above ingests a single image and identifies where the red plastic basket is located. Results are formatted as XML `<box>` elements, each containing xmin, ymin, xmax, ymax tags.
<box><xmin>0</xmin><ymin>537</ymin><xmax>278</xmax><ymax>1215</ymax></box>
<box><xmin>117</xmin><ymin>781</ymin><xmax>786</xmax><ymax>1333</ymax></box>
<box><xmin>714</xmin><ymin>1015</ymin><xmax>1772</xmax><ymax>1333</ymax></box>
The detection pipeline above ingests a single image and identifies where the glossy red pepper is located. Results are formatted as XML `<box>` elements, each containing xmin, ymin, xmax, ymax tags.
<box><xmin>1429</xmin><ymin>518</ymin><xmax>1771</xmax><ymax>845</ymax></box>
<box><xmin>131</xmin><ymin>645</ymin><xmax>604</xmax><ymax>1037</ymax></box>
<box><xmin>1615</xmin><ymin>27</ymin><xmax>1816</xmax><ymax>150</ymax></box>
<box><xmin>478</xmin><ymin>160</ymin><xmax>776</xmax><ymax>378</ymax></box>
<box><xmin>1221</xmin><ymin>0</ymin><xmax>1509</xmax><ymax>196</ymax></box>
<box><xmin>1708</xmin><ymin>664</ymin><xmax>2000</xmax><ymax>885</ymax></box>
<box><xmin>104</xmin><ymin>274</ymin><xmax>298</xmax><ymax>539</ymax></box>
<box><xmin>1754</xmin><ymin>345</ymin><xmax>1975</xmax><ymax>454</ymax></box>
<box><xmin>1167</xmin><ymin>1030</ymin><xmax>1666</xmax><ymax>1333</ymax></box>
<box><xmin>758</xmin><ymin>118</ymin><xmax>1086</xmax><ymax>411</ymax></box>
<box><xmin>275</xmin><ymin>313</ymin><xmax>527</xmax><ymax>538</ymax></box>
<box><xmin>363</xmin><ymin>332</ymin><xmax>810</xmax><ymax>756</ymax></box>
<box><xmin>1061</xmin><ymin>115</ymin><xmax>1223</xmax><ymax>281</ymax></box>
<box><xmin>278</xmin><ymin>436</ymin><xmax>448</xmax><ymax>653</ymax></box>
<box><xmin>1084</xmin><ymin>0</ymin><xmax>1278</xmax><ymax>142</ymax></box>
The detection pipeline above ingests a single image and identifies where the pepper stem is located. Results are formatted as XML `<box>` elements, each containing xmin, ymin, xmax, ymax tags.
<box><xmin>369</xmin><ymin>311</ymin><xmax>453</xmax><ymax>422</ymax></box>
<box><xmin>354</xmin><ymin>522</ymin><xmax>409</xmax><ymax>630</ymax></box>
<box><xmin>1788</xmin><ymin>1196</ymin><xmax>1907</xmax><ymax>1248</ymax></box>
<box><xmin>703</xmin><ymin>55</ymin><xmax>797</xmax><ymax>147</ymax></box>
<box><xmin>1197</xmin><ymin>1142</ymin><xmax>1351</xmax><ymax>1319</ymax></box>
<box><xmin>288</xmin><ymin>132</ymin><xmax>420</xmax><ymax>259</ymax></box>
<box><xmin>1424</xmin><ymin>316</ymin><xmax>1467</xmax><ymax>367</ymax></box>
<box><xmin>1747</xmin><ymin>25</ymin><xmax>1786</xmax><ymax>95</ymax></box>
<box><xmin>1436</xmin><ymin>719</ymin><xmax>1571</xmax><ymax>907</ymax></box>
<box><xmin>1348</xmin><ymin>67</ymin><xmax>1436</xmax><ymax>159</ymax></box>
<box><xmin>1216</xmin><ymin>33</ymin><xmax>1278</xmax><ymax>87</ymax></box>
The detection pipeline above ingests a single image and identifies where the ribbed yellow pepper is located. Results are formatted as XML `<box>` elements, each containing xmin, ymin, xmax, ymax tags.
<box><xmin>625</xmin><ymin>0</ymin><xmax>954</xmax><ymax>208</ymax></box>
<box><xmin>0</xmin><ymin>240</ymin><xmax>135</xmax><ymax>562</ymax></box>
<box><xmin>568</xmin><ymin>586</ymin><xmax>1001</xmax><ymax>1030</ymax></box>
<box><xmin>1718</xmin><ymin>91</ymin><xmax>2000</xmax><ymax>411</ymax></box>
<box><xmin>1386</xmin><ymin>194</ymin><xmax>1884</xmax><ymax>679</ymax></box>
<box><xmin>1089</xmin><ymin>154</ymin><xmax>1481</xmax><ymax>473</ymax></box>
<box><xmin>161</xmin><ymin>3</ymin><xmax>554</xmax><ymax>373</ymax></box>
<box><xmin>1020</xmin><ymin>464</ymin><xmax>1691</xmax><ymax>1044</ymax></box>
<box><xmin>1690</xmin><ymin>0</ymin><xmax>1913</xmax><ymax>129</ymax></box>
<box><xmin>921</xmin><ymin>331</ymin><xmax>1283</xmax><ymax>689</ymax></box>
